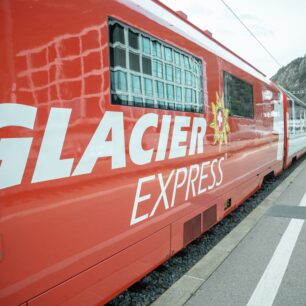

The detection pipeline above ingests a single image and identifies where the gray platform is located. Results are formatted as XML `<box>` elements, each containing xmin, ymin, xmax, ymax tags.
<box><xmin>153</xmin><ymin>159</ymin><xmax>306</xmax><ymax>306</ymax></box>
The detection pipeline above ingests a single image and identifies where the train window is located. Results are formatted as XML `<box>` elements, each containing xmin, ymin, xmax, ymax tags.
<box><xmin>129</xmin><ymin>52</ymin><xmax>140</xmax><ymax>72</ymax></box>
<box><xmin>108</xmin><ymin>18</ymin><xmax>204</xmax><ymax>113</ymax></box>
<box><xmin>110</xmin><ymin>47</ymin><xmax>126</xmax><ymax>68</ymax></box>
<box><xmin>174</xmin><ymin>51</ymin><xmax>181</xmax><ymax>65</ymax></box>
<box><xmin>128</xmin><ymin>30</ymin><xmax>139</xmax><ymax>50</ymax></box>
<box><xmin>165</xmin><ymin>64</ymin><xmax>173</xmax><ymax>81</ymax></box>
<box><xmin>152</xmin><ymin>41</ymin><xmax>162</xmax><ymax>58</ymax></box>
<box><xmin>166</xmin><ymin>84</ymin><xmax>174</xmax><ymax>100</ymax></box>
<box><xmin>176</xmin><ymin>86</ymin><xmax>182</xmax><ymax>102</ymax></box>
<box><xmin>144</xmin><ymin>78</ymin><xmax>153</xmax><ymax>97</ymax></box>
<box><xmin>288</xmin><ymin>97</ymin><xmax>306</xmax><ymax>136</ymax></box>
<box><xmin>185</xmin><ymin>71</ymin><xmax>192</xmax><ymax>86</ymax></box>
<box><xmin>142</xmin><ymin>56</ymin><xmax>152</xmax><ymax>75</ymax></box>
<box><xmin>155</xmin><ymin>81</ymin><xmax>164</xmax><ymax>98</ymax></box>
<box><xmin>111</xmin><ymin>71</ymin><xmax>127</xmax><ymax>92</ymax></box>
<box><xmin>153</xmin><ymin>60</ymin><xmax>163</xmax><ymax>79</ymax></box>
<box><xmin>109</xmin><ymin>23</ymin><xmax>125</xmax><ymax>44</ymax></box>
<box><xmin>164</xmin><ymin>47</ymin><xmax>173</xmax><ymax>62</ymax></box>
<box><xmin>130</xmin><ymin>74</ymin><xmax>142</xmax><ymax>95</ymax></box>
<box><xmin>224</xmin><ymin>71</ymin><xmax>254</xmax><ymax>118</ymax></box>
<box><xmin>175</xmin><ymin>68</ymin><xmax>182</xmax><ymax>84</ymax></box>
<box><xmin>142</xmin><ymin>36</ymin><xmax>151</xmax><ymax>55</ymax></box>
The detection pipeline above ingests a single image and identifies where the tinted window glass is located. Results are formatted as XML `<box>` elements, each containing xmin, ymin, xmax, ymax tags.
<box><xmin>142</xmin><ymin>57</ymin><xmax>152</xmax><ymax>75</ymax></box>
<box><xmin>109</xmin><ymin>23</ymin><xmax>125</xmax><ymax>44</ymax></box>
<box><xmin>110</xmin><ymin>47</ymin><xmax>126</xmax><ymax>68</ymax></box>
<box><xmin>224</xmin><ymin>71</ymin><xmax>254</xmax><ymax>118</ymax></box>
<box><xmin>129</xmin><ymin>30</ymin><xmax>139</xmax><ymax>49</ymax></box>
<box><xmin>129</xmin><ymin>52</ymin><xmax>140</xmax><ymax>72</ymax></box>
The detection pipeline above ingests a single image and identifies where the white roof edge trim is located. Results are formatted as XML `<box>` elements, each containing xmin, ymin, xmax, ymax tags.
<box><xmin>124</xmin><ymin>0</ymin><xmax>273</xmax><ymax>86</ymax></box>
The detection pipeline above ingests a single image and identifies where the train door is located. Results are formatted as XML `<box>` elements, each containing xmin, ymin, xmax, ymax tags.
<box><xmin>273</xmin><ymin>92</ymin><xmax>284</xmax><ymax>161</ymax></box>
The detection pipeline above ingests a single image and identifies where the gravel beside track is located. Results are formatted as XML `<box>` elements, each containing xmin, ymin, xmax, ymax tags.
<box><xmin>108</xmin><ymin>156</ymin><xmax>305</xmax><ymax>306</ymax></box>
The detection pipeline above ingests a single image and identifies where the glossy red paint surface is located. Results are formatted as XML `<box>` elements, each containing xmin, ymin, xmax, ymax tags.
<box><xmin>0</xmin><ymin>1</ymin><xmax>305</xmax><ymax>305</ymax></box>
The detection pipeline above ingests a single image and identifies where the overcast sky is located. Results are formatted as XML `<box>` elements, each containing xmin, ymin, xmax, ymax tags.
<box><xmin>159</xmin><ymin>0</ymin><xmax>306</xmax><ymax>77</ymax></box>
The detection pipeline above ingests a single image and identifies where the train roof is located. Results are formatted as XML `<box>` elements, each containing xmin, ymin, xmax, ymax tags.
<box><xmin>278</xmin><ymin>85</ymin><xmax>306</xmax><ymax>107</ymax></box>
<box><xmin>126</xmin><ymin>0</ymin><xmax>274</xmax><ymax>86</ymax></box>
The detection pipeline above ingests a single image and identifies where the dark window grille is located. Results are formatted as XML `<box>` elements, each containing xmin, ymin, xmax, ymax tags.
<box><xmin>224</xmin><ymin>71</ymin><xmax>254</xmax><ymax>118</ymax></box>
<box><xmin>129</xmin><ymin>52</ymin><xmax>140</xmax><ymax>72</ymax></box>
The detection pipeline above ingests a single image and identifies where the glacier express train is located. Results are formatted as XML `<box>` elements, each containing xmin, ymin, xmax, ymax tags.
<box><xmin>1</xmin><ymin>0</ymin><xmax>306</xmax><ymax>304</ymax></box>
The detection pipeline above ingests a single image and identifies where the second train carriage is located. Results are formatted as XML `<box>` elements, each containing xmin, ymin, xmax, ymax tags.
<box><xmin>281</xmin><ymin>87</ymin><xmax>306</xmax><ymax>166</ymax></box>
<box><xmin>1</xmin><ymin>0</ymin><xmax>306</xmax><ymax>305</ymax></box>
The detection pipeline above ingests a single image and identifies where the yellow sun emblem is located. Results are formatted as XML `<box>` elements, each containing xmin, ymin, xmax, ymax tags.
<box><xmin>210</xmin><ymin>93</ymin><xmax>230</xmax><ymax>151</ymax></box>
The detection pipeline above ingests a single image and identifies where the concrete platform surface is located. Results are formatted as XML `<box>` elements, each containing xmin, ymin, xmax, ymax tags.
<box><xmin>152</xmin><ymin>158</ymin><xmax>306</xmax><ymax>306</ymax></box>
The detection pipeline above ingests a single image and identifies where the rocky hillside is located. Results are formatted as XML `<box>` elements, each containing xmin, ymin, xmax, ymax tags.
<box><xmin>272</xmin><ymin>54</ymin><xmax>306</xmax><ymax>102</ymax></box>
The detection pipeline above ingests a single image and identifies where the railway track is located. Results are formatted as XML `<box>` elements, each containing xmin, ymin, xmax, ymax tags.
<box><xmin>108</xmin><ymin>156</ymin><xmax>306</xmax><ymax>306</ymax></box>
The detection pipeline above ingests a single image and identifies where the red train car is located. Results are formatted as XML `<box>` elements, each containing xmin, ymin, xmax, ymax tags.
<box><xmin>1</xmin><ymin>0</ymin><xmax>306</xmax><ymax>305</ymax></box>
